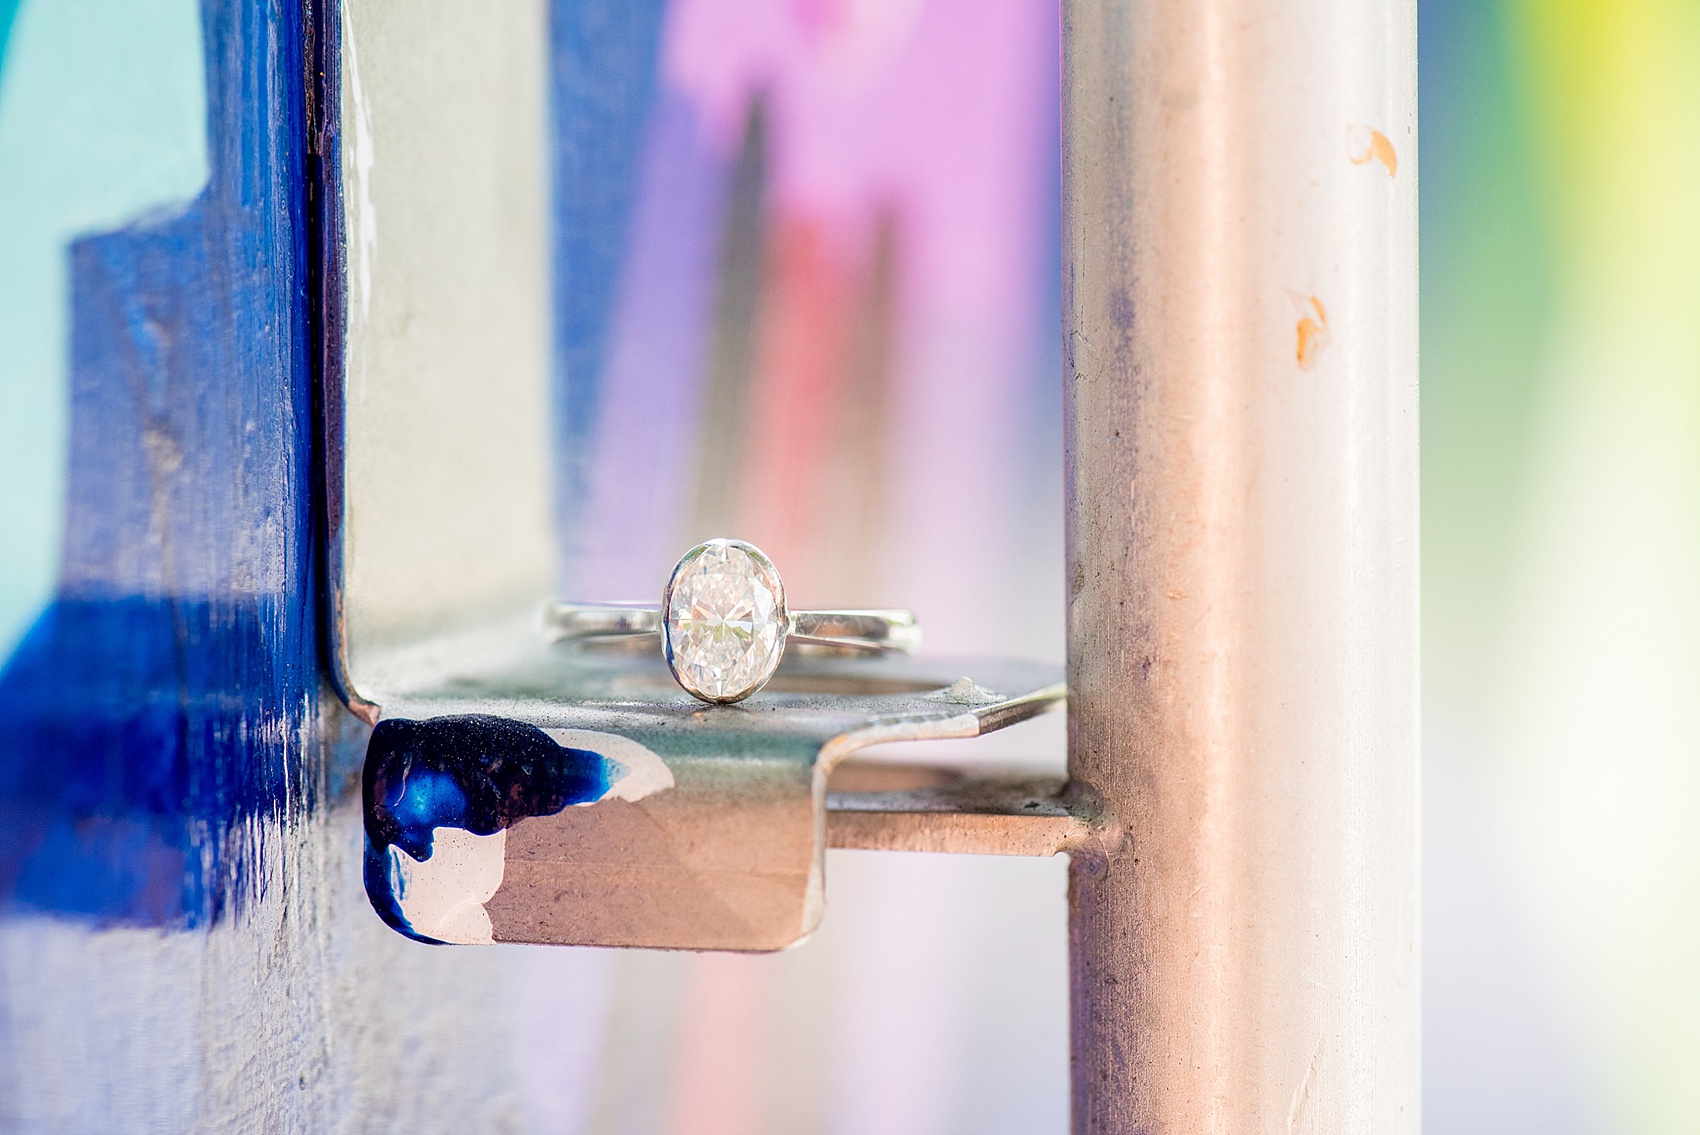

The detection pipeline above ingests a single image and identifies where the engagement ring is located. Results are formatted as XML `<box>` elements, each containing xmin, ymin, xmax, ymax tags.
<box><xmin>544</xmin><ymin>538</ymin><xmax>920</xmax><ymax>704</ymax></box>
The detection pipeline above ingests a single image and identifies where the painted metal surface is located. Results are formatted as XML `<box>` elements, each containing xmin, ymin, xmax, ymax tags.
<box><xmin>0</xmin><ymin>3</ymin><xmax>603</xmax><ymax>1127</ymax></box>
<box><xmin>0</xmin><ymin>0</ymin><xmax>211</xmax><ymax>662</ymax></box>
<box><xmin>1062</xmin><ymin>0</ymin><xmax>1420</xmax><ymax>1131</ymax></box>
<box><xmin>0</xmin><ymin>0</ymin><xmax>313</xmax><ymax>933</ymax></box>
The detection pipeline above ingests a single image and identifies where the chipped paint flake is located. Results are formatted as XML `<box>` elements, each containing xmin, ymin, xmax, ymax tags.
<box><xmin>1293</xmin><ymin>294</ymin><xmax>1330</xmax><ymax>369</ymax></box>
<box><xmin>544</xmin><ymin>728</ymin><xmax>675</xmax><ymax>802</ymax></box>
<box><xmin>387</xmin><ymin>828</ymin><xmax>507</xmax><ymax>945</ymax></box>
<box><xmin>364</xmin><ymin>717</ymin><xmax>678</xmax><ymax>943</ymax></box>
<box><xmin>1346</xmin><ymin>124</ymin><xmax>1397</xmax><ymax>178</ymax></box>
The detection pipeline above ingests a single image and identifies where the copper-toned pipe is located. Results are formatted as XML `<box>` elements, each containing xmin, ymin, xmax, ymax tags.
<box><xmin>1062</xmin><ymin>0</ymin><xmax>1419</xmax><ymax>1130</ymax></box>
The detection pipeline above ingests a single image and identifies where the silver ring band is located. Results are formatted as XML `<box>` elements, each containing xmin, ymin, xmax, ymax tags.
<box><xmin>543</xmin><ymin>603</ymin><xmax>921</xmax><ymax>656</ymax></box>
<box><xmin>548</xmin><ymin>538</ymin><xmax>921</xmax><ymax>703</ymax></box>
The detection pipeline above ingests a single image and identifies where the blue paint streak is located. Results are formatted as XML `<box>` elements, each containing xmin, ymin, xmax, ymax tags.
<box><xmin>362</xmin><ymin>715</ymin><xmax>613</xmax><ymax>943</ymax></box>
<box><xmin>0</xmin><ymin>0</ymin><xmax>20</xmax><ymax>76</ymax></box>
<box><xmin>549</xmin><ymin>0</ymin><xmax>669</xmax><ymax>581</ymax></box>
<box><xmin>0</xmin><ymin>0</ymin><xmax>313</xmax><ymax>929</ymax></box>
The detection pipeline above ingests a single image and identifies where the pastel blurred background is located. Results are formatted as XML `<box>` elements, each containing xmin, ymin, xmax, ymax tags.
<box><xmin>1</xmin><ymin>0</ymin><xmax>1698</xmax><ymax>1130</ymax></box>
<box><xmin>1421</xmin><ymin>1</ymin><xmax>1700</xmax><ymax>1132</ymax></box>
<box><xmin>540</xmin><ymin>1</ymin><xmax>1070</xmax><ymax>1129</ymax></box>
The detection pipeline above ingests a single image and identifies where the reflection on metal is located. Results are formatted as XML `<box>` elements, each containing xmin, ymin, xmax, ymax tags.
<box><xmin>328</xmin><ymin>0</ymin><xmax>556</xmax><ymax>720</ymax></box>
<box><xmin>1062</xmin><ymin>0</ymin><xmax>1419</xmax><ymax>1131</ymax></box>
<box><xmin>354</xmin><ymin>621</ymin><xmax>1062</xmax><ymax>950</ymax></box>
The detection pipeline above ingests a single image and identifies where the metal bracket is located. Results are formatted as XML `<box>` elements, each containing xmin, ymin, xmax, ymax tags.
<box><xmin>355</xmin><ymin>618</ymin><xmax>1069</xmax><ymax>950</ymax></box>
<box><xmin>320</xmin><ymin>1</ymin><xmax>1083</xmax><ymax>953</ymax></box>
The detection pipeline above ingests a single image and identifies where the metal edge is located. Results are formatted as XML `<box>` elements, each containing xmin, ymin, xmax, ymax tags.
<box><xmin>802</xmin><ymin>682</ymin><xmax>1071</xmax><ymax>905</ymax></box>
<box><xmin>306</xmin><ymin>0</ymin><xmax>377</xmax><ymax>725</ymax></box>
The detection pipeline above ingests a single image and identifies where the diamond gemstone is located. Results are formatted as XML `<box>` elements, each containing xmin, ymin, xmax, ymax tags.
<box><xmin>664</xmin><ymin>541</ymin><xmax>787</xmax><ymax>701</ymax></box>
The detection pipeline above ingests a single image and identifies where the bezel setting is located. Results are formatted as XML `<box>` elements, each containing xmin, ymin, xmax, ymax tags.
<box><xmin>660</xmin><ymin>539</ymin><xmax>790</xmax><ymax>704</ymax></box>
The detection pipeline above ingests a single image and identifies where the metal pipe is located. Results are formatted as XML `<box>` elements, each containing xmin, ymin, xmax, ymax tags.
<box><xmin>1061</xmin><ymin>0</ymin><xmax>1419</xmax><ymax>1131</ymax></box>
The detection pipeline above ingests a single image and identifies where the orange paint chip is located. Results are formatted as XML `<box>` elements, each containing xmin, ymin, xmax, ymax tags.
<box><xmin>1294</xmin><ymin>295</ymin><xmax>1329</xmax><ymax>370</ymax></box>
<box><xmin>1347</xmin><ymin>125</ymin><xmax>1397</xmax><ymax>178</ymax></box>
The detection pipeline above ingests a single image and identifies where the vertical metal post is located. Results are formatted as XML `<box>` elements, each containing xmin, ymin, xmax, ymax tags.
<box><xmin>1062</xmin><ymin>0</ymin><xmax>1419</xmax><ymax>1131</ymax></box>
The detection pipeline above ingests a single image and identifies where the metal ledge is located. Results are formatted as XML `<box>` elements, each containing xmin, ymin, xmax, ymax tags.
<box><xmin>355</xmin><ymin>619</ymin><xmax>1065</xmax><ymax>951</ymax></box>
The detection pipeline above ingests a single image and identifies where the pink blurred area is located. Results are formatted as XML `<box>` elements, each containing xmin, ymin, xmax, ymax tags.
<box><xmin>572</xmin><ymin>0</ymin><xmax>1061</xmax><ymax>655</ymax></box>
<box><xmin>664</xmin><ymin>0</ymin><xmax>1050</xmax><ymax>331</ymax></box>
<box><xmin>553</xmin><ymin>2</ymin><xmax>1069</xmax><ymax>1131</ymax></box>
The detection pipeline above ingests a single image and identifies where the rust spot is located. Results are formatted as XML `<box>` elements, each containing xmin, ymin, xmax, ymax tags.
<box><xmin>1347</xmin><ymin>125</ymin><xmax>1397</xmax><ymax>178</ymax></box>
<box><xmin>1294</xmin><ymin>295</ymin><xmax>1329</xmax><ymax>369</ymax></box>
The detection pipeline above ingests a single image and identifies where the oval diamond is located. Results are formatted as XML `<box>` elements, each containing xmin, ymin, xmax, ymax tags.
<box><xmin>663</xmin><ymin>540</ymin><xmax>788</xmax><ymax>702</ymax></box>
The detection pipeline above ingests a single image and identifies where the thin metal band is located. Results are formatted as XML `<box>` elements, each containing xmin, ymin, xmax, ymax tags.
<box><xmin>542</xmin><ymin>603</ymin><xmax>921</xmax><ymax>655</ymax></box>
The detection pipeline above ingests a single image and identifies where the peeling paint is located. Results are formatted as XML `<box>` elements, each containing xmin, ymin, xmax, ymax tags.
<box><xmin>362</xmin><ymin>715</ymin><xmax>613</xmax><ymax>943</ymax></box>
<box><xmin>1293</xmin><ymin>294</ymin><xmax>1330</xmax><ymax>369</ymax></box>
<box><xmin>363</xmin><ymin>716</ymin><xmax>676</xmax><ymax>944</ymax></box>
<box><xmin>1346</xmin><ymin>124</ymin><xmax>1397</xmax><ymax>177</ymax></box>
<box><xmin>387</xmin><ymin>827</ymin><xmax>507</xmax><ymax>944</ymax></box>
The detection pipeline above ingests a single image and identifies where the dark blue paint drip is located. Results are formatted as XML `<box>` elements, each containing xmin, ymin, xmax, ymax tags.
<box><xmin>362</xmin><ymin>715</ymin><xmax>612</xmax><ymax>943</ymax></box>
<box><xmin>549</xmin><ymin>0</ymin><xmax>668</xmax><ymax>574</ymax></box>
<box><xmin>0</xmin><ymin>0</ymin><xmax>314</xmax><ymax>929</ymax></box>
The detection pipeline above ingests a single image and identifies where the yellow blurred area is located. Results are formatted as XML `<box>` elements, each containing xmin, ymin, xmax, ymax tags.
<box><xmin>1429</xmin><ymin>2</ymin><xmax>1700</xmax><ymax>1132</ymax></box>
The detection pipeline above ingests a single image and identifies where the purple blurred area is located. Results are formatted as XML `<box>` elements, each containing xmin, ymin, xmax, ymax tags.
<box><xmin>538</xmin><ymin>2</ymin><xmax>1069</xmax><ymax>1129</ymax></box>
